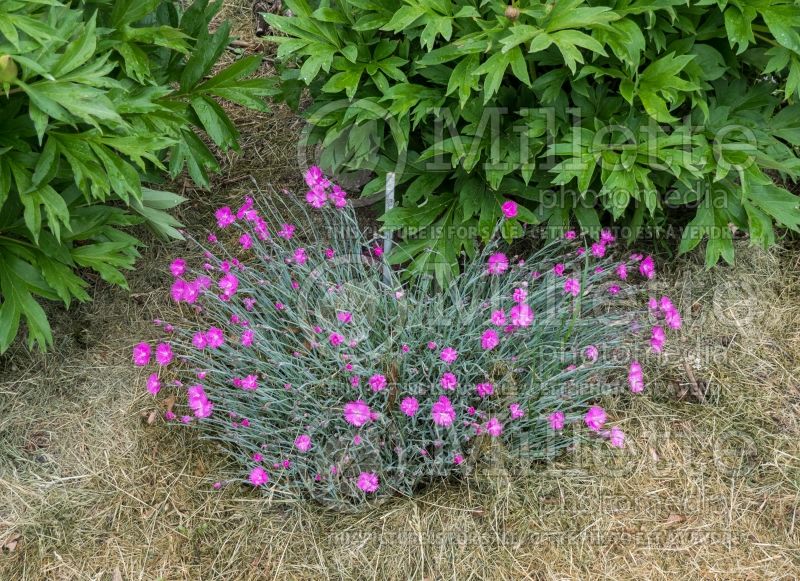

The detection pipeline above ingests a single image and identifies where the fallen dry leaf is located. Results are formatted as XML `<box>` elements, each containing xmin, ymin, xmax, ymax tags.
<box><xmin>2</xmin><ymin>534</ymin><xmax>21</xmax><ymax>552</ymax></box>
<box><xmin>664</xmin><ymin>514</ymin><xmax>687</xmax><ymax>527</ymax></box>
<box><xmin>112</xmin><ymin>567</ymin><xmax>123</xmax><ymax>581</ymax></box>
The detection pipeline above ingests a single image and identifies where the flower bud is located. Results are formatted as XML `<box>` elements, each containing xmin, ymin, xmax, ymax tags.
<box><xmin>0</xmin><ymin>55</ymin><xmax>17</xmax><ymax>83</ymax></box>
<box><xmin>504</xmin><ymin>5</ymin><xmax>520</xmax><ymax>19</ymax></box>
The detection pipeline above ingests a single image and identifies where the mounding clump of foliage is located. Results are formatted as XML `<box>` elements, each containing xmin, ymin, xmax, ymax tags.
<box><xmin>266</xmin><ymin>0</ymin><xmax>800</xmax><ymax>281</ymax></box>
<box><xmin>0</xmin><ymin>0</ymin><xmax>276</xmax><ymax>352</ymax></box>
<box><xmin>131</xmin><ymin>168</ymin><xmax>681</xmax><ymax>509</ymax></box>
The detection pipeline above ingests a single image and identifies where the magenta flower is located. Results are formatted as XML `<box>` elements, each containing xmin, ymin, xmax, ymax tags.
<box><xmin>278</xmin><ymin>223</ymin><xmax>295</xmax><ymax>239</ymax></box>
<box><xmin>549</xmin><ymin>410</ymin><xmax>565</xmax><ymax>430</ymax></box>
<box><xmin>187</xmin><ymin>384</ymin><xmax>213</xmax><ymax>418</ymax></box>
<box><xmin>146</xmin><ymin>374</ymin><xmax>160</xmax><ymax>395</ymax></box>
<box><xmin>615</xmin><ymin>263</ymin><xmax>628</xmax><ymax>280</ymax></box>
<box><xmin>431</xmin><ymin>396</ymin><xmax>456</xmax><ymax>427</ymax></box>
<box><xmin>591</xmin><ymin>242</ymin><xmax>606</xmax><ymax>258</ymax></box>
<box><xmin>240</xmin><ymin>375</ymin><xmax>258</xmax><ymax>390</ymax></box>
<box><xmin>170</xmin><ymin>258</ymin><xmax>186</xmax><ymax>277</ymax></box>
<box><xmin>513</xmin><ymin>287</ymin><xmax>527</xmax><ymax>303</ymax></box>
<box><xmin>329</xmin><ymin>332</ymin><xmax>344</xmax><ymax>347</ymax></box>
<box><xmin>487</xmin><ymin>252</ymin><xmax>509</xmax><ymax>275</ymax></box>
<box><xmin>324</xmin><ymin>247</ymin><xmax>335</xmax><ymax>260</ymax></box>
<box><xmin>241</xmin><ymin>330</ymin><xmax>254</xmax><ymax>347</ymax></box>
<box><xmin>564</xmin><ymin>230</ymin><xmax>577</xmax><ymax>240</ymax></box>
<box><xmin>305</xmin><ymin>186</ymin><xmax>327</xmax><ymax>209</ymax></box>
<box><xmin>399</xmin><ymin>397</ymin><xmax>419</xmax><ymax>416</ymax></box>
<box><xmin>155</xmin><ymin>343</ymin><xmax>173</xmax><ymax>366</ymax></box>
<box><xmin>650</xmin><ymin>326</ymin><xmax>666</xmax><ymax>353</ymax></box>
<box><xmin>627</xmin><ymin>360</ymin><xmax>644</xmax><ymax>393</ymax></box>
<box><xmin>584</xmin><ymin>405</ymin><xmax>606</xmax><ymax>431</ymax></box>
<box><xmin>490</xmin><ymin>309</ymin><xmax>506</xmax><ymax>326</ymax></box>
<box><xmin>206</xmin><ymin>327</ymin><xmax>225</xmax><ymax>349</ymax></box>
<box><xmin>600</xmin><ymin>228</ymin><xmax>615</xmax><ymax>245</ymax></box>
<box><xmin>343</xmin><ymin>400</ymin><xmax>373</xmax><ymax>427</ymax></box>
<box><xmin>372</xmin><ymin>244</ymin><xmax>383</xmax><ymax>257</ymax></box>
<box><xmin>639</xmin><ymin>255</ymin><xmax>655</xmax><ymax>279</ymax></box>
<box><xmin>609</xmin><ymin>426</ymin><xmax>625</xmax><ymax>448</ymax></box>
<box><xmin>427</xmin><ymin>341</ymin><xmax>437</xmax><ymax>350</ymax></box>
<box><xmin>192</xmin><ymin>331</ymin><xmax>208</xmax><ymax>350</ymax></box>
<box><xmin>486</xmin><ymin>417</ymin><xmax>503</xmax><ymax>437</ymax></box>
<box><xmin>481</xmin><ymin>328</ymin><xmax>499</xmax><ymax>350</ymax></box>
<box><xmin>510</xmin><ymin>303</ymin><xmax>534</xmax><ymax>327</ymax></box>
<box><xmin>218</xmin><ymin>273</ymin><xmax>239</xmax><ymax>300</ymax></box>
<box><xmin>239</xmin><ymin>233</ymin><xmax>253</xmax><ymax>250</ymax></box>
<box><xmin>440</xmin><ymin>372</ymin><xmax>457</xmax><ymax>390</ymax></box>
<box><xmin>337</xmin><ymin>311</ymin><xmax>352</xmax><ymax>324</ymax></box>
<box><xmin>440</xmin><ymin>347</ymin><xmax>458</xmax><ymax>364</ymax></box>
<box><xmin>357</xmin><ymin>471</ymin><xmax>379</xmax><ymax>493</ymax></box>
<box><xmin>501</xmin><ymin>200</ymin><xmax>518</xmax><ymax>218</ymax></box>
<box><xmin>608</xmin><ymin>285</ymin><xmax>620</xmax><ymax>295</ymax></box>
<box><xmin>368</xmin><ymin>374</ymin><xmax>387</xmax><ymax>392</ymax></box>
<box><xmin>294</xmin><ymin>434</ymin><xmax>312</xmax><ymax>452</ymax></box>
<box><xmin>564</xmin><ymin>277</ymin><xmax>581</xmax><ymax>297</ymax></box>
<box><xmin>553</xmin><ymin>263</ymin><xmax>565</xmax><ymax>276</ymax></box>
<box><xmin>132</xmin><ymin>342</ymin><xmax>151</xmax><ymax>366</ymax></box>
<box><xmin>665</xmin><ymin>308</ymin><xmax>682</xmax><ymax>330</ymax></box>
<box><xmin>248</xmin><ymin>466</ymin><xmax>269</xmax><ymax>487</ymax></box>
<box><xmin>584</xmin><ymin>345</ymin><xmax>599</xmax><ymax>362</ymax></box>
<box><xmin>453</xmin><ymin>454</ymin><xmax>464</xmax><ymax>465</ymax></box>
<box><xmin>476</xmin><ymin>382</ymin><xmax>494</xmax><ymax>398</ymax></box>
<box><xmin>215</xmin><ymin>207</ymin><xmax>235</xmax><ymax>228</ymax></box>
<box><xmin>509</xmin><ymin>403</ymin><xmax>524</xmax><ymax>420</ymax></box>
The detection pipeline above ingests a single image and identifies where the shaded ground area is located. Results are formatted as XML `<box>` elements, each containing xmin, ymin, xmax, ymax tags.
<box><xmin>2</xmin><ymin>4</ymin><xmax>800</xmax><ymax>579</ymax></box>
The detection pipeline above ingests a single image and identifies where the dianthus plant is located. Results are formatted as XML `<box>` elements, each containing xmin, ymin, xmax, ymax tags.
<box><xmin>132</xmin><ymin>169</ymin><xmax>680</xmax><ymax>509</ymax></box>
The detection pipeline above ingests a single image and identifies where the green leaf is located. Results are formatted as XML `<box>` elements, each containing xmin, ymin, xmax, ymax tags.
<box><xmin>191</xmin><ymin>95</ymin><xmax>240</xmax><ymax>149</ymax></box>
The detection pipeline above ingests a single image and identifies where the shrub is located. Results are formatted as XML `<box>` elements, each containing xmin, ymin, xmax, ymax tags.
<box><xmin>0</xmin><ymin>0</ymin><xmax>276</xmax><ymax>352</ymax></box>
<box><xmin>131</xmin><ymin>169</ymin><xmax>680</xmax><ymax>509</ymax></box>
<box><xmin>266</xmin><ymin>0</ymin><xmax>800</xmax><ymax>282</ymax></box>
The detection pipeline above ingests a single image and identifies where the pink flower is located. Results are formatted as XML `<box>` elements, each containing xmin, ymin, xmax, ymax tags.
<box><xmin>353</xmin><ymin>434</ymin><xmax>362</xmax><ymax>445</ymax></box>
<box><xmin>650</xmin><ymin>326</ymin><xmax>666</xmax><ymax>353</ymax></box>
<box><xmin>485</xmin><ymin>417</ymin><xmax>503</xmax><ymax>437</ymax></box>
<box><xmin>132</xmin><ymin>342</ymin><xmax>151</xmax><ymax>366</ymax></box>
<box><xmin>615</xmin><ymin>263</ymin><xmax>628</xmax><ymax>280</ymax></box>
<box><xmin>170</xmin><ymin>258</ymin><xmax>186</xmax><ymax>277</ymax></box>
<box><xmin>510</xmin><ymin>303</ymin><xmax>534</xmax><ymax>327</ymax></box>
<box><xmin>584</xmin><ymin>345</ymin><xmax>599</xmax><ymax>362</ymax></box>
<box><xmin>440</xmin><ymin>372</ymin><xmax>457</xmax><ymax>390</ymax></box>
<box><xmin>509</xmin><ymin>403</ymin><xmax>524</xmax><ymax>420</ymax></box>
<box><xmin>431</xmin><ymin>396</ymin><xmax>456</xmax><ymax>427</ymax></box>
<box><xmin>324</xmin><ymin>247</ymin><xmax>335</xmax><ymax>260</ymax></box>
<box><xmin>639</xmin><ymin>255</ymin><xmax>655</xmax><ymax>279</ymax></box>
<box><xmin>490</xmin><ymin>309</ymin><xmax>506</xmax><ymax>326</ymax></box>
<box><xmin>665</xmin><ymin>308</ymin><xmax>682</xmax><ymax>330</ymax></box>
<box><xmin>305</xmin><ymin>186</ymin><xmax>327</xmax><ymax>209</ymax></box>
<box><xmin>207</xmin><ymin>233</ymin><xmax>218</xmax><ymax>243</ymax></box>
<box><xmin>218</xmin><ymin>273</ymin><xmax>239</xmax><ymax>300</ymax></box>
<box><xmin>278</xmin><ymin>223</ymin><xmax>295</xmax><ymax>239</ymax></box>
<box><xmin>372</xmin><ymin>244</ymin><xmax>383</xmax><ymax>257</ymax></box>
<box><xmin>337</xmin><ymin>311</ymin><xmax>352</xmax><ymax>324</ymax></box>
<box><xmin>513</xmin><ymin>287</ymin><xmax>527</xmax><ymax>303</ymax></box>
<box><xmin>609</xmin><ymin>426</ymin><xmax>625</xmax><ymax>448</ymax></box>
<box><xmin>343</xmin><ymin>400</ymin><xmax>373</xmax><ymax>427</ymax></box>
<box><xmin>146</xmin><ymin>374</ymin><xmax>160</xmax><ymax>395</ymax></box>
<box><xmin>564</xmin><ymin>277</ymin><xmax>581</xmax><ymax>297</ymax></box>
<box><xmin>487</xmin><ymin>252</ymin><xmax>509</xmax><ymax>275</ymax></box>
<box><xmin>481</xmin><ymin>329</ymin><xmax>499</xmax><ymax>350</ymax></box>
<box><xmin>357</xmin><ymin>471</ymin><xmax>379</xmax><ymax>493</ymax></box>
<box><xmin>608</xmin><ymin>285</ymin><xmax>620</xmax><ymax>295</ymax></box>
<box><xmin>293</xmin><ymin>247</ymin><xmax>308</xmax><ymax>265</ymax></box>
<box><xmin>329</xmin><ymin>332</ymin><xmax>344</xmax><ymax>347</ymax></box>
<box><xmin>440</xmin><ymin>347</ymin><xmax>458</xmax><ymax>364</ymax></box>
<box><xmin>155</xmin><ymin>343</ymin><xmax>173</xmax><ymax>366</ymax></box>
<box><xmin>553</xmin><ymin>263</ymin><xmax>565</xmax><ymax>276</ymax></box>
<box><xmin>215</xmin><ymin>207</ymin><xmax>235</xmax><ymax>228</ymax></box>
<box><xmin>248</xmin><ymin>466</ymin><xmax>269</xmax><ymax>487</ymax></box>
<box><xmin>241</xmin><ymin>330</ymin><xmax>254</xmax><ymax>347</ymax></box>
<box><xmin>187</xmin><ymin>385</ymin><xmax>213</xmax><ymax>418</ymax></box>
<box><xmin>629</xmin><ymin>361</ymin><xmax>644</xmax><ymax>393</ymax></box>
<box><xmin>564</xmin><ymin>230</ymin><xmax>577</xmax><ymax>240</ymax></box>
<box><xmin>453</xmin><ymin>454</ymin><xmax>464</xmax><ymax>465</ymax></box>
<box><xmin>476</xmin><ymin>382</ymin><xmax>494</xmax><ymax>398</ymax></box>
<box><xmin>401</xmin><ymin>344</ymin><xmax>410</xmax><ymax>353</ymax></box>
<box><xmin>192</xmin><ymin>331</ymin><xmax>207</xmax><ymax>350</ymax></box>
<box><xmin>591</xmin><ymin>242</ymin><xmax>606</xmax><ymax>258</ymax></box>
<box><xmin>294</xmin><ymin>434</ymin><xmax>312</xmax><ymax>452</ymax></box>
<box><xmin>501</xmin><ymin>200</ymin><xmax>518</xmax><ymax>218</ymax></box>
<box><xmin>400</xmin><ymin>397</ymin><xmax>419</xmax><ymax>416</ymax></box>
<box><xmin>329</xmin><ymin>185</ymin><xmax>347</xmax><ymax>208</ymax></box>
<box><xmin>239</xmin><ymin>233</ymin><xmax>253</xmax><ymax>250</ymax></box>
<box><xmin>206</xmin><ymin>327</ymin><xmax>225</xmax><ymax>349</ymax></box>
<box><xmin>584</xmin><ymin>406</ymin><xmax>606</xmax><ymax>431</ymax></box>
<box><xmin>304</xmin><ymin>166</ymin><xmax>329</xmax><ymax>188</ymax></box>
<box><xmin>548</xmin><ymin>411</ymin><xmax>565</xmax><ymax>430</ymax></box>
<box><xmin>368</xmin><ymin>374</ymin><xmax>387</xmax><ymax>392</ymax></box>
<box><xmin>240</xmin><ymin>375</ymin><xmax>258</xmax><ymax>390</ymax></box>
<box><xmin>600</xmin><ymin>229</ymin><xmax>615</xmax><ymax>244</ymax></box>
